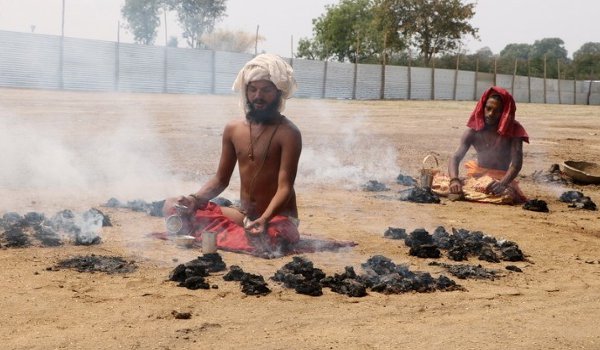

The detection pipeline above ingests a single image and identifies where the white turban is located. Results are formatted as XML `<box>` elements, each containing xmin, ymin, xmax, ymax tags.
<box><xmin>232</xmin><ymin>53</ymin><xmax>297</xmax><ymax>113</ymax></box>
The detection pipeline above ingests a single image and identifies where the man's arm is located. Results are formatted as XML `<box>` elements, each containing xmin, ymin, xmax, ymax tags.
<box><xmin>489</xmin><ymin>137</ymin><xmax>523</xmax><ymax>194</ymax></box>
<box><xmin>448</xmin><ymin>129</ymin><xmax>474</xmax><ymax>193</ymax></box>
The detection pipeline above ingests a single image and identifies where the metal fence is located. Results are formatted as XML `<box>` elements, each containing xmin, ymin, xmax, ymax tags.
<box><xmin>1</xmin><ymin>30</ymin><xmax>599</xmax><ymax>105</ymax></box>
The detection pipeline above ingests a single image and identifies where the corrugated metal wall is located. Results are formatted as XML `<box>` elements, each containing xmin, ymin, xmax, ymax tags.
<box><xmin>1</xmin><ymin>30</ymin><xmax>599</xmax><ymax>105</ymax></box>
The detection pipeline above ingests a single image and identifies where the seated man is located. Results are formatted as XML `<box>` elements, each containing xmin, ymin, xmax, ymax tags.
<box><xmin>433</xmin><ymin>86</ymin><xmax>529</xmax><ymax>204</ymax></box>
<box><xmin>163</xmin><ymin>53</ymin><xmax>301</xmax><ymax>256</ymax></box>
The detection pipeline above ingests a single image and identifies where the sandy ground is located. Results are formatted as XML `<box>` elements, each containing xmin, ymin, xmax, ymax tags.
<box><xmin>1</xmin><ymin>88</ymin><xmax>600</xmax><ymax>350</ymax></box>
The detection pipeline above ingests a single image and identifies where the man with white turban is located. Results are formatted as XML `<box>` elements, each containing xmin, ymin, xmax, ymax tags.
<box><xmin>163</xmin><ymin>54</ymin><xmax>301</xmax><ymax>257</ymax></box>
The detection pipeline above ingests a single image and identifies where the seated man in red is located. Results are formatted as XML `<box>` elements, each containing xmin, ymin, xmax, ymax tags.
<box><xmin>163</xmin><ymin>53</ymin><xmax>301</xmax><ymax>256</ymax></box>
<box><xmin>433</xmin><ymin>86</ymin><xmax>529</xmax><ymax>204</ymax></box>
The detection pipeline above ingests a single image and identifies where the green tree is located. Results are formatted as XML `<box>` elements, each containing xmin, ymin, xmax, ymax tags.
<box><xmin>528</xmin><ymin>38</ymin><xmax>568</xmax><ymax>78</ymax></box>
<box><xmin>121</xmin><ymin>0</ymin><xmax>162</xmax><ymax>45</ymax></box>
<box><xmin>497</xmin><ymin>43</ymin><xmax>531</xmax><ymax>76</ymax></box>
<box><xmin>167</xmin><ymin>0</ymin><xmax>227</xmax><ymax>49</ymax></box>
<box><xmin>399</xmin><ymin>0</ymin><xmax>478</xmax><ymax>65</ymax></box>
<box><xmin>297</xmin><ymin>0</ymin><xmax>375</xmax><ymax>62</ymax></box>
<box><xmin>572</xmin><ymin>42</ymin><xmax>600</xmax><ymax>79</ymax></box>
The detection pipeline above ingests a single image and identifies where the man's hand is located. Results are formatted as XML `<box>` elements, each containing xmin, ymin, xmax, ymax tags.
<box><xmin>487</xmin><ymin>180</ymin><xmax>507</xmax><ymax>195</ymax></box>
<box><xmin>449</xmin><ymin>178</ymin><xmax>463</xmax><ymax>194</ymax></box>
<box><xmin>244</xmin><ymin>216</ymin><xmax>267</xmax><ymax>236</ymax></box>
<box><xmin>174</xmin><ymin>195</ymin><xmax>200</xmax><ymax>215</ymax></box>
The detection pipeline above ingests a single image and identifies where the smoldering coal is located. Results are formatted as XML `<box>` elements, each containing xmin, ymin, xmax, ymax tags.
<box><xmin>271</xmin><ymin>256</ymin><xmax>325</xmax><ymax>296</ymax></box>
<box><xmin>271</xmin><ymin>255</ymin><xmax>464</xmax><ymax>297</ymax></box>
<box><xmin>1</xmin><ymin>209</ymin><xmax>109</xmax><ymax>248</ymax></box>
<box><xmin>169</xmin><ymin>253</ymin><xmax>227</xmax><ymax>291</ymax></box>
<box><xmin>559</xmin><ymin>191</ymin><xmax>597</xmax><ymax>210</ymax></box>
<box><xmin>396</xmin><ymin>173</ymin><xmax>417</xmax><ymax>186</ymax></box>
<box><xmin>398</xmin><ymin>187</ymin><xmax>440</xmax><ymax>204</ymax></box>
<box><xmin>384</xmin><ymin>226</ymin><xmax>526</xmax><ymax>263</ymax></box>
<box><xmin>223</xmin><ymin>265</ymin><xmax>271</xmax><ymax>296</ymax></box>
<box><xmin>522</xmin><ymin>199</ymin><xmax>550</xmax><ymax>212</ymax></box>
<box><xmin>361</xmin><ymin>180</ymin><xmax>389</xmax><ymax>192</ymax></box>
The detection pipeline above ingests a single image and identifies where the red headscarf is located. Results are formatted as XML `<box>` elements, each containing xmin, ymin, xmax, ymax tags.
<box><xmin>467</xmin><ymin>86</ymin><xmax>529</xmax><ymax>143</ymax></box>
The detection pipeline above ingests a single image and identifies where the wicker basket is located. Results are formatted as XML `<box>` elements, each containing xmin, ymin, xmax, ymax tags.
<box><xmin>420</xmin><ymin>154</ymin><xmax>439</xmax><ymax>188</ymax></box>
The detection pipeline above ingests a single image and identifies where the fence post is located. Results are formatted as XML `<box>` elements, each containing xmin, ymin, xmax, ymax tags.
<box><xmin>573</xmin><ymin>79</ymin><xmax>576</xmax><ymax>105</ymax></box>
<box><xmin>543</xmin><ymin>54</ymin><xmax>547</xmax><ymax>104</ymax></box>
<box><xmin>211</xmin><ymin>50</ymin><xmax>216</xmax><ymax>94</ymax></box>
<box><xmin>163</xmin><ymin>47</ymin><xmax>168</xmax><ymax>93</ymax></box>
<box><xmin>114</xmin><ymin>42</ymin><xmax>120</xmax><ymax>91</ymax></box>
<box><xmin>453</xmin><ymin>52</ymin><xmax>459</xmax><ymax>100</ymax></box>
<box><xmin>407</xmin><ymin>50</ymin><xmax>412</xmax><ymax>100</ymax></box>
<box><xmin>473</xmin><ymin>56</ymin><xmax>479</xmax><ymax>100</ymax></box>
<box><xmin>587</xmin><ymin>71</ymin><xmax>593</xmax><ymax>105</ymax></box>
<box><xmin>511</xmin><ymin>58</ymin><xmax>517</xmax><ymax>95</ymax></box>
<box><xmin>431</xmin><ymin>54</ymin><xmax>435</xmax><ymax>100</ymax></box>
<box><xmin>527</xmin><ymin>58</ymin><xmax>531</xmax><ymax>103</ymax></box>
<box><xmin>321</xmin><ymin>60</ymin><xmax>328</xmax><ymax>99</ymax></box>
<box><xmin>352</xmin><ymin>34</ymin><xmax>359</xmax><ymax>100</ymax></box>
<box><xmin>557</xmin><ymin>59</ymin><xmax>561</xmax><ymax>104</ymax></box>
<box><xmin>379</xmin><ymin>32</ymin><xmax>387</xmax><ymax>100</ymax></box>
<box><xmin>493</xmin><ymin>57</ymin><xmax>497</xmax><ymax>86</ymax></box>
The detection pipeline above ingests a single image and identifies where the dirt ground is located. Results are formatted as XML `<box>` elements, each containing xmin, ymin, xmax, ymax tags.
<box><xmin>1</xmin><ymin>87</ymin><xmax>599</xmax><ymax>350</ymax></box>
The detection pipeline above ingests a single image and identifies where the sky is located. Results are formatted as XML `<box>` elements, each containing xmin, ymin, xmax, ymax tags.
<box><xmin>0</xmin><ymin>0</ymin><xmax>598</xmax><ymax>58</ymax></box>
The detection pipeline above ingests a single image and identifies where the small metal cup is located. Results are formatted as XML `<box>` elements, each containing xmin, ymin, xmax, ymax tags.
<box><xmin>202</xmin><ymin>231</ymin><xmax>217</xmax><ymax>254</ymax></box>
<box><xmin>420</xmin><ymin>169</ymin><xmax>436</xmax><ymax>189</ymax></box>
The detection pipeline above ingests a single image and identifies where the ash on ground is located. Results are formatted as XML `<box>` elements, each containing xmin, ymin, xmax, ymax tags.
<box><xmin>396</xmin><ymin>174</ymin><xmax>417</xmax><ymax>186</ymax></box>
<box><xmin>169</xmin><ymin>253</ymin><xmax>227</xmax><ymax>291</ymax></box>
<box><xmin>429</xmin><ymin>261</ymin><xmax>500</xmax><ymax>280</ymax></box>
<box><xmin>530</xmin><ymin>164</ymin><xmax>572</xmax><ymax>185</ymax></box>
<box><xmin>0</xmin><ymin>209</ymin><xmax>108</xmax><ymax>248</ymax></box>
<box><xmin>223</xmin><ymin>265</ymin><xmax>271</xmax><ymax>296</ymax></box>
<box><xmin>362</xmin><ymin>180</ymin><xmax>389</xmax><ymax>192</ymax></box>
<box><xmin>559</xmin><ymin>191</ymin><xmax>597</xmax><ymax>210</ymax></box>
<box><xmin>105</xmin><ymin>196</ymin><xmax>234</xmax><ymax>217</ymax></box>
<box><xmin>104</xmin><ymin>198</ymin><xmax>165</xmax><ymax>217</ymax></box>
<box><xmin>52</xmin><ymin>254</ymin><xmax>136</xmax><ymax>274</ymax></box>
<box><xmin>271</xmin><ymin>256</ymin><xmax>463</xmax><ymax>297</ymax></box>
<box><xmin>384</xmin><ymin>226</ymin><xmax>526</xmax><ymax>263</ymax></box>
<box><xmin>522</xmin><ymin>199</ymin><xmax>550</xmax><ymax>212</ymax></box>
<box><xmin>398</xmin><ymin>187</ymin><xmax>440</xmax><ymax>204</ymax></box>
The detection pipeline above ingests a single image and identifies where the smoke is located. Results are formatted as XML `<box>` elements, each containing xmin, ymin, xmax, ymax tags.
<box><xmin>299</xmin><ymin>114</ymin><xmax>401</xmax><ymax>188</ymax></box>
<box><xmin>0</xmin><ymin>106</ymin><xmax>191</xmax><ymax>210</ymax></box>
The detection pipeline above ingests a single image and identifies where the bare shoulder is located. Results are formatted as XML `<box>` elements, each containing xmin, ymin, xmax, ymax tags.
<box><xmin>280</xmin><ymin>116</ymin><xmax>301</xmax><ymax>137</ymax></box>
<box><xmin>461</xmin><ymin>128</ymin><xmax>476</xmax><ymax>142</ymax></box>
<box><xmin>223</xmin><ymin>117</ymin><xmax>246</xmax><ymax>135</ymax></box>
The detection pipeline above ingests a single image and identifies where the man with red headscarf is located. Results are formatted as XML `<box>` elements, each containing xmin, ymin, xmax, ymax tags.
<box><xmin>433</xmin><ymin>86</ymin><xmax>529</xmax><ymax>204</ymax></box>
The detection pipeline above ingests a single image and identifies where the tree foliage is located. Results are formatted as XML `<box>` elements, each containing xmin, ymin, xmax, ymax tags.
<box><xmin>573</xmin><ymin>42</ymin><xmax>600</xmax><ymax>78</ymax></box>
<box><xmin>398</xmin><ymin>0</ymin><xmax>478</xmax><ymax>65</ymax></box>
<box><xmin>121</xmin><ymin>0</ymin><xmax>162</xmax><ymax>45</ymax></box>
<box><xmin>297</xmin><ymin>0</ymin><xmax>375</xmax><ymax>62</ymax></box>
<box><xmin>297</xmin><ymin>0</ymin><xmax>477</xmax><ymax>65</ymax></box>
<box><xmin>167</xmin><ymin>0</ymin><xmax>227</xmax><ymax>49</ymax></box>
<box><xmin>121</xmin><ymin>0</ymin><xmax>227</xmax><ymax>48</ymax></box>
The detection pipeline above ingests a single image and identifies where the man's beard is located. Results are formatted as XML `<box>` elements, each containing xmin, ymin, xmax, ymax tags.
<box><xmin>246</xmin><ymin>98</ymin><xmax>281</xmax><ymax>124</ymax></box>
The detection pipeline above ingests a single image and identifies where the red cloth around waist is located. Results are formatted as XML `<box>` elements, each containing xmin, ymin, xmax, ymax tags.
<box><xmin>191</xmin><ymin>202</ymin><xmax>300</xmax><ymax>254</ymax></box>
